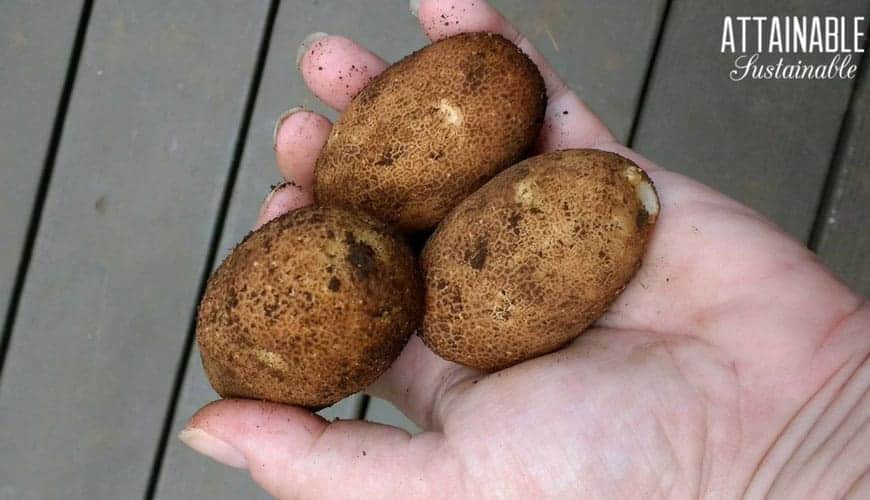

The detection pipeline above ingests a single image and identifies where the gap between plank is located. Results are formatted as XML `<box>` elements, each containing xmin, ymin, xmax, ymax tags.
<box><xmin>143</xmin><ymin>1</ymin><xmax>282</xmax><ymax>498</ymax></box>
<box><xmin>0</xmin><ymin>0</ymin><xmax>95</xmax><ymax>382</ymax></box>
<box><xmin>807</xmin><ymin>33</ymin><xmax>868</xmax><ymax>249</ymax></box>
<box><xmin>357</xmin><ymin>394</ymin><xmax>371</xmax><ymax>420</ymax></box>
<box><xmin>626</xmin><ymin>0</ymin><xmax>672</xmax><ymax>147</ymax></box>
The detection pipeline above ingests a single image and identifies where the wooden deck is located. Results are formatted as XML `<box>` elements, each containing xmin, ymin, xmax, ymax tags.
<box><xmin>1</xmin><ymin>1</ymin><xmax>868</xmax><ymax>498</ymax></box>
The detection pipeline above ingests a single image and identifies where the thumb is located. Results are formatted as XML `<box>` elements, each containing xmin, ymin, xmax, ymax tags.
<box><xmin>179</xmin><ymin>399</ymin><xmax>457</xmax><ymax>499</ymax></box>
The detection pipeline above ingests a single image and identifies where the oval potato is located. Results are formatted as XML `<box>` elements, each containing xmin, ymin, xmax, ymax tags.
<box><xmin>315</xmin><ymin>32</ymin><xmax>546</xmax><ymax>232</ymax></box>
<box><xmin>421</xmin><ymin>149</ymin><xmax>659</xmax><ymax>371</ymax></box>
<box><xmin>196</xmin><ymin>206</ymin><xmax>422</xmax><ymax>408</ymax></box>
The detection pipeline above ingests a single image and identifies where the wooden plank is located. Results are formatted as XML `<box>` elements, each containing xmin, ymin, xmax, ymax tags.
<box><xmin>495</xmin><ymin>0</ymin><xmax>668</xmax><ymax>141</ymax></box>
<box><xmin>0</xmin><ymin>0</ymin><xmax>85</xmax><ymax>351</ymax></box>
<box><xmin>157</xmin><ymin>1</ymin><xmax>668</xmax><ymax>495</ymax></box>
<box><xmin>814</xmin><ymin>59</ymin><xmax>870</xmax><ymax>296</ymax></box>
<box><xmin>366</xmin><ymin>397</ymin><xmax>422</xmax><ymax>435</ymax></box>
<box><xmin>631</xmin><ymin>0</ymin><xmax>868</xmax><ymax>240</ymax></box>
<box><xmin>0</xmin><ymin>1</ymin><xmax>269</xmax><ymax>499</ymax></box>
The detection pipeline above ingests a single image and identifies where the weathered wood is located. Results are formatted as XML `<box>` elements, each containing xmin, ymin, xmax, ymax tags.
<box><xmin>0</xmin><ymin>0</ymin><xmax>85</xmax><ymax>353</ymax></box>
<box><xmin>366</xmin><ymin>397</ymin><xmax>422</xmax><ymax>435</ymax></box>
<box><xmin>494</xmin><ymin>0</ymin><xmax>669</xmax><ymax>141</ymax></box>
<box><xmin>814</xmin><ymin>60</ymin><xmax>870</xmax><ymax>297</ymax></box>
<box><xmin>631</xmin><ymin>0</ymin><xmax>868</xmax><ymax>240</ymax></box>
<box><xmin>0</xmin><ymin>1</ymin><xmax>269</xmax><ymax>499</ymax></box>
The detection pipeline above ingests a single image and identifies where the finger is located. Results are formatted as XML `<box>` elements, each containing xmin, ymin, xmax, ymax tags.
<box><xmin>272</xmin><ymin>107</ymin><xmax>332</xmax><ymax>190</ymax></box>
<box><xmin>413</xmin><ymin>0</ymin><xmax>615</xmax><ymax>149</ymax></box>
<box><xmin>254</xmin><ymin>182</ymin><xmax>313</xmax><ymax>230</ymax></box>
<box><xmin>298</xmin><ymin>33</ymin><xmax>389</xmax><ymax>111</ymax></box>
<box><xmin>535</xmin><ymin>92</ymin><xmax>615</xmax><ymax>152</ymax></box>
<box><xmin>181</xmin><ymin>399</ymin><xmax>458</xmax><ymax>500</ymax></box>
<box><xmin>368</xmin><ymin>336</ymin><xmax>479</xmax><ymax>430</ymax></box>
<box><xmin>414</xmin><ymin>0</ymin><xmax>562</xmax><ymax>95</ymax></box>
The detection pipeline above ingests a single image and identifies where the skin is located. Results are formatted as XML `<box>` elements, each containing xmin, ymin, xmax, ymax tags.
<box><xmin>181</xmin><ymin>1</ymin><xmax>870</xmax><ymax>498</ymax></box>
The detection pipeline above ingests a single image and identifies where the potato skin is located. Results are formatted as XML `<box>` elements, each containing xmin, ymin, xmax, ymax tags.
<box><xmin>421</xmin><ymin>149</ymin><xmax>658</xmax><ymax>371</ymax></box>
<box><xmin>196</xmin><ymin>206</ymin><xmax>422</xmax><ymax>408</ymax></box>
<box><xmin>314</xmin><ymin>32</ymin><xmax>546</xmax><ymax>232</ymax></box>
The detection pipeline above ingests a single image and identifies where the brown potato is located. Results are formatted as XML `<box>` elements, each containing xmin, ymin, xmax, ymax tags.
<box><xmin>315</xmin><ymin>32</ymin><xmax>546</xmax><ymax>232</ymax></box>
<box><xmin>196</xmin><ymin>206</ymin><xmax>422</xmax><ymax>408</ymax></box>
<box><xmin>421</xmin><ymin>149</ymin><xmax>659</xmax><ymax>371</ymax></box>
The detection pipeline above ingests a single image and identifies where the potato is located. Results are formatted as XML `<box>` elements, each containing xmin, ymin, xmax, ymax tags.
<box><xmin>196</xmin><ymin>206</ymin><xmax>422</xmax><ymax>408</ymax></box>
<box><xmin>421</xmin><ymin>149</ymin><xmax>659</xmax><ymax>371</ymax></box>
<box><xmin>315</xmin><ymin>32</ymin><xmax>546</xmax><ymax>232</ymax></box>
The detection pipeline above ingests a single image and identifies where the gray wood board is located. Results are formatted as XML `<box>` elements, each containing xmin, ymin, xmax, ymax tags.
<box><xmin>815</xmin><ymin>59</ymin><xmax>870</xmax><ymax>297</ymax></box>
<box><xmin>151</xmin><ymin>0</ymin><xmax>430</xmax><ymax>497</ymax></box>
<box><xmin>631</xmin><ymin>0</ymin><xmax>868</xmax><ymax>241</ymax></box>
<box><xmin>0</xmin><ymin>0</ymin><xmax>85</xmax><ymax>351</ymax></box>
<box><xmin>493</xmin><ymin>0</ymin><xmax>668</xmax><ymax>141</ymax></box>
<box><xmin>0</xmin><ymin>1</ymin><xmax>269</xmax><ymax>499</ymax></box>
<box><xmin>366</xmin><ymin>397</ymin><xmax>423</xmax><ymax>435</ymax></box>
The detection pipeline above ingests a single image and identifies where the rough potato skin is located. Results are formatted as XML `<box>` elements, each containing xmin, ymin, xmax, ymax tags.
<box><xmin>197</xmin><ymin>206</ymin><xmax>423</xmax><ymax>408</ymax></box>
<box><xmin>421</xmin><ymin>149</ymin><xmax>658</xmax><ymax>371</ymax></box>
<box><xmin>314</xmin><ymin>32</ymin><xmax>546</xmax><ymax>232</ymax></box>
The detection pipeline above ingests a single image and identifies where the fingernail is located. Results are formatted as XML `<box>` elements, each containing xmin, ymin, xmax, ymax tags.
<box><xmin>263</xmin><ymin>181</ymin><xmax>291</xmax><ymax>207</ymax></box>
<box><xmin>409</xmin><ymin>0</ymin><xmax>421</xmax><ymax>17</ymax></box>
<box><xmin>273</xmin><ymin>107</ymin><xmax>304</xmax><ymax>150</ymax></box>
<box><xmin>178</xmin><ymin>427</ymin><xmax>248</xmax><ymax>469</ymax></box>
<box><xmin>296</xmin><ymin>32</ymin><xmax>329</xmax><ymax>68</ymax></box>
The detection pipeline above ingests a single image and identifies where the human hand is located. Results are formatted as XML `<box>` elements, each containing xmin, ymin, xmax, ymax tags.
<box><xmin>180</xmin><ymin>1</ymin><xmax>870</xmax><ymax>498</ymax></box>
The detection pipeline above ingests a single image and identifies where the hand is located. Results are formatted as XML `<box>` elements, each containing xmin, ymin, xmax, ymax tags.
<box><xmin>180</xmin><ymin>1</ymin><xmax>870</xmax><ymax>498</ymax></box>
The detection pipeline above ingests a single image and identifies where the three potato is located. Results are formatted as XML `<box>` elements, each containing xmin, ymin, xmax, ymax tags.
<box><xmin>197</xmin><ymin>32</ymin><xmax>659</xmax><ymax>407</ymax></box>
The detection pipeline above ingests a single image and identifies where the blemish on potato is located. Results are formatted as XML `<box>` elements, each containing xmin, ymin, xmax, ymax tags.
<box><xmin>345</xmin><ymin>233</ymin><xmax>376</xmax><ymax>279</ymax></box>
<box><xmin>462</xmin><ymin>52</ymin><xmax>487</xmax><ymax>91</ymax></box>
<box><xmin>437</xmin><ymin>99</ymin><xmax>464</xmax><ymax>126</ymax></box>
<box><xmin>514</xmin><ymin>178</ymin><xmax>536</xmax><ymax>204</ymax></box>
<box><xmin>507</xmin><ymin>212</ymin><xmax>522</xmax><ymax>234</ymax></box>
<box><xmin>621</xmin><ymin>166</ymin><xmax>639</xmax><ymax>181</ymax></box>
<box><xmin>254</xmin><ymin>349</ymin><xmax>289</xmax><ymax>371</ymax></box>
<box><xmin>635</xmin><ymin>181</ymin><xmax>660</xmax><ymax>217</ymax></box>
<box><xmin>636</xmin><ymin>209</ymin><xmax>649</xmax><ymax>229</ymax></box>
<box><xmin>465</xmin><ymin>238</ymin><xmax>488</xmax><ymax>270</ymax></box>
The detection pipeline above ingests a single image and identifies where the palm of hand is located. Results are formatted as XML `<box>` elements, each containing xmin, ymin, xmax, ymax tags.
<box><xmin>389</xmin><ymin>161</ymin><xmax>854</xmax><ymax>498</ymax></box>
<box><xmin>183</xmin><ymin>1</ymin><xmax>867</xmax><ymax>498</ymax></box>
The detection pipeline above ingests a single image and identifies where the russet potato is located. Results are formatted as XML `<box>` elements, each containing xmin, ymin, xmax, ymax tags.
<box><xmin>196</xmin><ymin>206</ymin><xmax>422</xmax><ymax>408</ymax></box>
<box><xmin>421</xmin><ymin>149</ymin><xmax>660</xmax><ymax>371</ymax></box>
<box><xmin>315</xmin><ymin>32</ymin><xmax>546</xmax><ymax>232</ymax></box>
